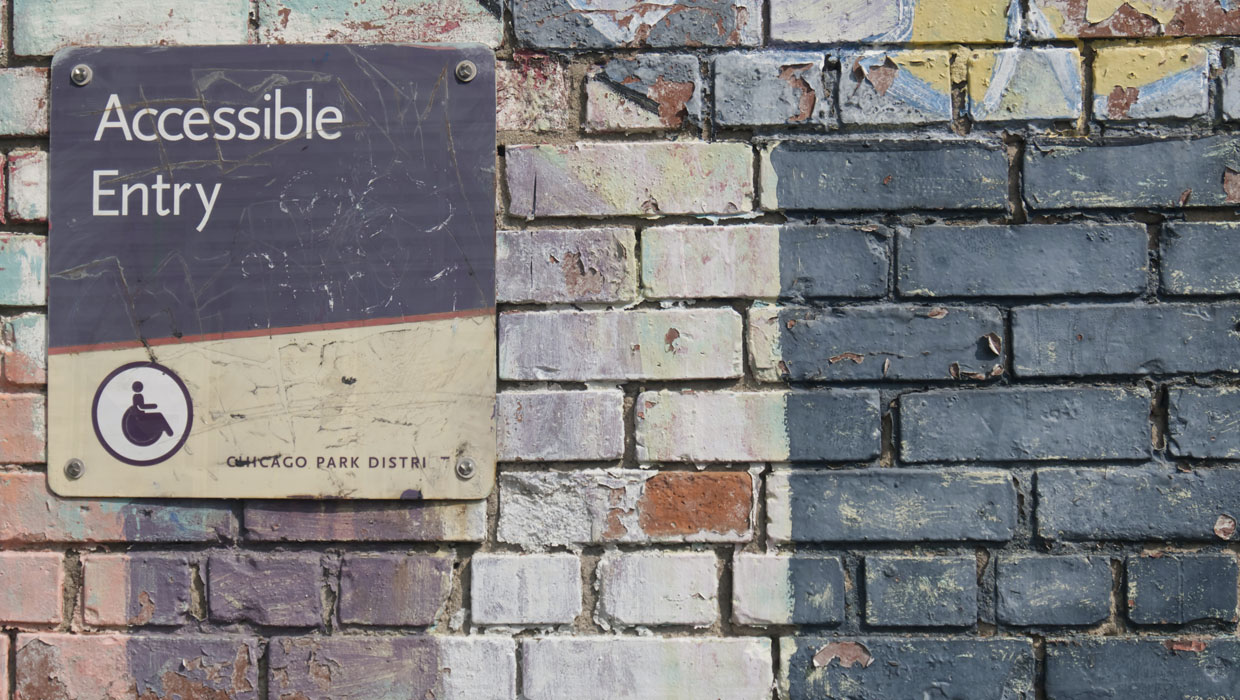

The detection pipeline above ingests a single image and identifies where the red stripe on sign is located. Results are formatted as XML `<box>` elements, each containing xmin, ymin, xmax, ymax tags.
<box><xmin>48</xmin><ymin>307</ymin><xmax>495</xmax><ymax>356</ymax></box>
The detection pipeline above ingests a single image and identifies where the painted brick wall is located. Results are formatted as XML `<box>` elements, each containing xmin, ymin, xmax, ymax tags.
<box><xmin>2</xmin><ymin>0</ymin><xmax>1240</xmax><ymax>698</ymax></box>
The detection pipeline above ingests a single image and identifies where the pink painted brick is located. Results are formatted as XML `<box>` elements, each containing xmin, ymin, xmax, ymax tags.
<box><xmin>597</xmin><ymin>551</ymin><xmax>718</xmax><ymax>627</ymax></box>
<box><xmin>15</xmin><ymin>633</ymin><xmax>259</xmax><ymax>700</ymax></box>
<box><xmin>506</xmin><ymin>142</ymin><xmax>754</xmax><ymax>218</ymax></box>
<box><xmin>2</xmin><ymin>313</ymin><xmax>46</xmax><ymax>385</ymax></box>
<box><xmin>243</xmin><ymin>499</ymin><xmax>485</xmax><ymax>542</ymax></box>
<box><xmin>0</xmin><ymin>393</ymin><xmax>44</xmax><ymax>463</ymax></box>
<box><xmin>13</xmin><ymin>0</ymin><xmax>248</xmax><ymax>55</ymax></box>
<box><xmin>642</xmin><ymin>224</ymin><xmax>780</xmax><ymax>298</ymax></box>
<box><xmin>0</xmin><ymin>472</ymin><xmax>234</xmax><ymax>544</ymax></box>
<box><xmin>0</xmin><ymin>635</ymin><xmax>7</xmax><ymax>699</ymax></box>
<box><xmin>522</xmin><ymin>638</ymin><xmax>773</xmax><ymax>700</ymax></box>
<box><xmin>0</xmin><ymin>69</ymin><xmax>47</xmax><ymax>136</ymax></box>
<box><xmin>7</xmin><ymin>149</ymin><xmax>46</xmax><ymax>222</ymax></box>
<box><xmin>0</xmin><ymin>235</ymin><xmax>46</xmax><ymax>305</ymax></box>
<box><xmin>499</xmin><ymin>309</ymin><xmax>743</xmax><ymax>381</ymax></box>
<box><xmin>497</xmin><ymin>227</ymin><xmax>638</xmax><ymax>304</ymax></box>
<box><xmin>498</xmin><ymin>53</ymin><xmax>571</xmax><ymax>132</ymax></box>
<box><xmin>472</xmin><ymin>553</ymin><xmax>582</xmax><ymax>625</ymax></box>
<box><xmin>0</xmin><ymin>552</ymin><xmax>62</xmax><ymax>625</ymax></box>
<box><xmin>338</xmin><ymin>553</ymin><xmax>452</xmax><ymax>626</ymax></box>
<box><xmin>81</xmin><ymin>553</ymin><xmax>191</xmax><ymax>627</ymax></box>
<box><xmin>498</xmin><ymin>390</ymin><xmax>624</xmax><ymax>462</ymax></box>
<box><xmin>257</xmin><ymin>0</ymin><xmax>501</xmax><ymax>47</ymax></box>
<box><xmin>208</xmin><ymin>553</ymin><xmax>323</xmax><ymax>627</ymax></box>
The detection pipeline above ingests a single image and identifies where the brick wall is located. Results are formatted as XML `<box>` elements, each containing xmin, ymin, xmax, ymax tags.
<box><xmin>2</xmin><ymin>0</ymin><xmax>1240</xmax><ymax>698</ymax></box>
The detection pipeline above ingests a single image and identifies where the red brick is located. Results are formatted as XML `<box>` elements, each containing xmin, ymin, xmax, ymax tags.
<box><xmin>0</xmin><ymin>552</ymin><xmax>61</xmax><ymax>625</ymax></box>
<box><xmin>0</xmin><ymin>393</ymin><xmax>44</xmax><ymax>463</ymax></box>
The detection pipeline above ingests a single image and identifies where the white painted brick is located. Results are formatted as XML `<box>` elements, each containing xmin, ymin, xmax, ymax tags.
<box><xmin>498</xmin><ymin>390</ymin><xmax>624</xmax><ymax>462</ymax></box>
<box><xmin>496</xmin><ymin>228</ymin><xmax>637</xmax><ymax>304</ymax></box>
<box><xmin>642</xmin><ymin>225</ymin><xmax>780</xmax><ymax>299</ymax></box>
<box><xmin>472</xmin><ymin>554</ymin><xmax>582</xmax><ymax>625</ymax></box>
<box><xmin>0</xmin><ymin>236</ymin><xmax>45</xmax><ymax>306</ymax></box>
<box><xmin>7</xmin><ymin>149</ymin><xmax>47</xmax><ymax>223</ymax></box>
<box><xmin>636</xmin><ymin>390</ymin><xmax>788</xmax><ymax>462</ymax></box>
<box><xmin>499</xmin><ymin>309</ymin><xmax>743</xmax><ymax>381</ymax></box>
<box><xmin>257</xmin><ymin>0</ymin><xmax>502</xmax><ymax>47</ymax></box>
<box><xmin>2</xmin><ymin>313</ymin><xmax>47</xmax><ymax>386</ymax></box>
<box><xmin>498</xmin><ymin>55</ymin><xmax>571</xmax><ymax>132</ymax></box>
<box><xmin>436</xmin><ymin>637</ymin><xmax>518</xmax><ymax>700</ymax></box>
<box><xmin>0</xmin><ymin>69</ymin><xmax>48</xmax><ymax>136</ymax></box>
<box><xmin>733</xmin><ymin>553</ymin><xmax>795</xmax><ymax>625</ymax></box>
<box><xmin>14</xmin><ymin>0</ymin><xmax>249</xmax><ymax>55</ymax></box>
<box><xmin>522</xmin><ymin>637</ymin><xmax>773</xmax><ymax>700</ymax></box>
<box><xmin>597</xmin><ymin>551</ymin><xmax>718</xmax><ymax>627</ymax></box>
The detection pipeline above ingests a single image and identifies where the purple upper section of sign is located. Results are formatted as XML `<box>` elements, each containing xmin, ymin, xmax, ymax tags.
<box><xmin>49</xmin><ymin>44</ymin><xmax>496</xmax><ymax>350</ymax></box>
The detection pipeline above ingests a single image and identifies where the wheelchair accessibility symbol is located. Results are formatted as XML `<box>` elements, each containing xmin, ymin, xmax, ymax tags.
<box><xmin>91</xmin><ymin>362</ymin><xmax>193</xmax><ymax>466</ymax></box>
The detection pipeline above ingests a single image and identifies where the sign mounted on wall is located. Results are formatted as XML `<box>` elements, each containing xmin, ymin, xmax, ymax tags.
<box><xmin>47</xmin><ymin>45</ymin><xmax>497</xmax><ymax>500</ymax></box>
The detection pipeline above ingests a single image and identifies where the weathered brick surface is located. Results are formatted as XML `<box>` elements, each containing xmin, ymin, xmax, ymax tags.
<box><xmin>636</xmin><ymin>389</ymin><xmax>880</xmax><ymax>463</ymax></box>
<box><xmin>781</xmin><ymin>637</ymin><xmax>1034</xmax><ymax>700</ymax></box>
<box><xmin>597</xmin><ymin>551</ymin><xmax>718</xmax><ymax>627</ymax></box>
<box><xmin>523</xmin><ymin>638</ymin><xmax>772</xmax><ymax>699</ymax></box>
<box><xmin>242</xmin><ymin>499</ymin><xmax>485</xmax><ymax>542</ymax></box>
<box><xmin>0</xmin><ymin>69</ymin><xmax>47</xmax><ymax>136</ymax></box>
<box><xmin>7</xmin><ymin>149</ymin><xmax>46</xmax><ymax>222</ymax></box>
<box><xmin>0</xmin><ymin>472</ymin><xmax>234</xmax><ymax>544</ymax></box>
<box><xmin>507</xmin><ymin>142</ymin><xmax>753</xmax><ymax>217</ymax></box>
<box><xmin>500</xmin><ymin>308</ymin><xmax>743</xmax><ymax>381</ymax></box>
<box><xmin>1161</xmin><ymin>222</ymin><xmax>1240</xmax><ymax>295</ymax></box>
<box><xmin>472</xmin><ymin>553</ymin><xmax>582</xmax><ymax>625</ymax></box>
<box><xmin>513</xmin><ymin>0</ymin><xmax>761</xmax><ymax>49</ymax></box>
<box><xmin>839</xmin><ymin>50</ymin><xmax>952</xmax><ymax>126</ymax></box>
<box><xmin>732</xmin><ymin>553</ymin><xmax>844</xmax><ymax>626</ymax></box>
<box><xmin>1013</xmin><ymin>303</ymin><xmax>1240</xmax><ymax>377</ymax></box>
<box><xmin>15</xmin><ymin>634</ymin><xmax>259</xmax><ymax>700</ymax></box>
<box><xmin>1024</xmin><ymin>137</ymin><xmax>1240</xmax><ymax>209</ymax></box>
<box><xmin>2</xmin><ymin>313</ymin><xmax>46</xmax><ymax>385</ymax></box>
<box><xmin>762</xmin><ymin>140</ymin><xmax>1008</xmax><ymax>211</ymax></box>
<box><xmin>497</xmin><ymin>227</ymin><xmax>637</xmax><ymax>303</ymax></box>
<box><xmin>1029</xmin><ymin>0</ymin><xmax>1240</xmax><ymax>39</ymax></box>
<box><xmin>750</xmin><ymin>305</ymin><xmax>1005</xmax><ymax>382</ymax></box>
<box><xmin>770</xmin><ymin>0</ymin><xmax>1015</xmax><ymax>43</ymax></box>
<box><xmin>768</xmin><ymin>470</ymin><xmax>1017</xmax><ymax>543</ymax></box>
<box><xmin>714</xmin><ymin>51</ymin><xmax>831</xmax><ymax>127</ymax></box>
<box><xmin>269</xmin><ymin>636</ymin><xmax>515</xmax><ymax>700</ymax></box>
<box><xmin>338</xmin><ymin>553</ymin><xmax>452</xmax><ymax>626</ymax></box>
<box><xmin>1168</xmin><ymin>386</ymin><xmax>1240</xmax><ymax>459</ymax></box>
<box><xmin>1128</xmin><ymin>553</ymin><xmax>1238</xmax><ymax>624</ymax></box>
<box><xmin>585</xmin><ymin>55</ymin><xmax>702</xmax><ymax>132</ymax></box>
<box><xmin>968</xmin><ymin>48</ymin><xmax>1083</xmax><ymax>122</ymax></box>
<box><xmin>898</xmin><ymin>224</ymin><xmax>1147</xmax><ymax>297</ymax></box>
<box><xmin>997</xmin><ymin>555</ymin><xmax>1111</xmax><ymax>626</ymax></box>
<box><xmin>498</xmin><ymin>470</ymin><xmax>753</xmax><ymax>547</ymax></box>
<box><xmin>865</xmin><ymin>555</ymin><xmax>977</xmax><ymax>628</ymax></box>
<box><xmin>1224</xmin><ymin>48</ymin><xmax>1240</xmax><ymax>121</ymax></box>
<box><xmin>779</xmin><ymin>224</ymin><xmax>890</xmax><ymax>299</ymax></box>
<box><xmin>1094</xmin><ymin>44</ymin><xmax>1209</xmax><ymax>121</ymax></box>
<box><xmin>498</xmin><ymin>54</ymin><xmax>571</xmax><ymax>132</ymax></box>
<box><xmin>208</xmin><ymin>553</ymin><xmax>323</xmax><ymax>627</ymax></box>
<box><xmin>1037</xmin><ymin>467</ymin><xmax>1240</xmax><ymax>541</ymax></box>
<box><xmin>900</xmin><ymin>387</ymin><xmax>1151</xmax><ymax>463</ymax></box>
<box><xmin>0</xmin><ymin>393</ymin><xmax>44</xmax><ymax>463</ymax></box>
<box><xmin>0</xmin><ymin>552</ymin><xmax>62</xmax><ymax>625</ymax></box>
<box><xmin>1045</xmin><ymin>638</ymin><xmax>1240</xmax><ymax>700</ymax></box>
<box><xmin>13</xmin><ymin>0</ymin><xmax>248</xmax><ymax>55</ymax></box>
<box><xmin>0</xmin><ymin>235</ymin><xmax>45</xmax><ymax>305</ymax></box>
<box><xmin>81</xmin><ymin>553</ymin><xmax>191</xmax><ymax>627</ymax></box>
<box><xmin>256</xmin><ymin>0</ymin><xmax>501</xmax><ymax>46</ymax></box>
<box><xmin>498</xmin><ymin>390</ymin><xmax>624</xmax><ymax>461</ymax></box>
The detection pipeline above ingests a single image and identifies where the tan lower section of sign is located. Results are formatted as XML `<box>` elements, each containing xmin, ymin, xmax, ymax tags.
<box><xmin>47</xmin><ymin>315</ymin><xmax>496</xmax><ymax>499</ymax></box>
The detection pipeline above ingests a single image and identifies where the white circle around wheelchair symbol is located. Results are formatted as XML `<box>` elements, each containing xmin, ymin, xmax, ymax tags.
<box><xmin>91</xmin><ymin>362</ymin><xmax>193</xmax><ymax>466</ymax></box>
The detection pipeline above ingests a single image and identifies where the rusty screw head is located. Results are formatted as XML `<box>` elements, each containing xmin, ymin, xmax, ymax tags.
<box><xmin>65</xmin><ymin>459</ymin><xmax>85</xmax><ymax>480</ymax></box>
<box><xmin>70</xmin><ymin>64</ymin><xmax>92</xmax><ymax>86</ymax></box>
<box><xmin>455</xmin><ymin>457</ymin><xmax>476</xmax><ymax>480</ymax></box>
<box><xmin>454</xmin><ymin>60</ymin><xmax>477</xmax><ymax>83</ymax></box>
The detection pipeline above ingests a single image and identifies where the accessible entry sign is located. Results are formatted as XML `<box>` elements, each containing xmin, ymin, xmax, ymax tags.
<box><xmin>47</xmin><ymin>45</ymin><xmax>497</xmax><ymax>500</ymax></box>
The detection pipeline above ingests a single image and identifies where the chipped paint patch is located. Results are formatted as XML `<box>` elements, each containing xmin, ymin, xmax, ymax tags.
<box><xmin>1093</xmin><ymin>43</ymin><xmax>1208</xmax><ymax>121</ymax></box>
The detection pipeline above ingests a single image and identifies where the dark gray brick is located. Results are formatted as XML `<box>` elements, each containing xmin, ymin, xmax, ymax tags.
<box><xmin>763</xmin><ymin>140</ymin><xmax>1008</xmax><ymax>211</ymax></box>
<box><xmin>900</xmin><ymin>387</ymin><xmax>1151</xmax><ymax>463</ymax></box>
<box><xmin>208</xmin><ymin>553</ymin><xmax>323</xmax><ymax>627</ymax></box>
<box><xmin>785</xmin><ymin>389</ymin><xmax>883</xmax><ymax>462</ymax></box>
<box><xmin>513</xmin><ymin>0</ymin><xmax>760</xmax><ymax>49</ymax></box>
<box><xmin>1128</xmin><ymin>553</ymin><xmax>1239</xmax><ymax>624</ymax></box>
<box><xmin>1037</xmin><ymin>467</ymin><xmax>1240</xmax><ymax>541</ymax></box>
<box><xmin>776</xmin><ymin>305</ymin><xmax>1004</xmax><ymax>381</ymax></box>
<box><xmin>997</xmin><ymin>555</ymin><xmax>1112</xmax><ymax>626</ymax></box>
<box><xmin>714</xmin><ymin>51</ymin><xmax>831</xmax><ymax>127</ymax></box>
<box><xmin>782</xmin><ymin>637</ymin><xmax>1034</xmax><ymax>700</ymax></box>
<box><xmin>865</xmin><ymin>555</ymin><xmax>977</xmax><ymax>627</ymax></box>
<box><xmin>1162</xmin><ymin>222</ymin><xmax>1240</xmax><ymax>296</ymax></box>
<box><xmin>1013</xmin><ymin>303</ymin><xmax>1240</xmax><ymax>377</ymax></box>
<box><xmin>898</xmin><ymin>224</ymin><xmax>1148</xmax><ymax>297</ymax></box>
<box><xmin>773</xmin><ymin>470</ymin><xmax>1017</xmax><ymax>543</ymax></box>
<box><xmin>1045</xmin><ymin>638</ymin><xmax>1240</xmax><ymax>700</ymax></box>
<box><xmin>1169</xmin><ymin>386</ymin><xmax>1240</xmax><ymax>459</ymax></box>
<box><xmin>593</xmin><ymin>55</ymin><xmax>702</xmax><ymax>128</ymax></box>
<box><xmin>1024</xmin><ymin>137</ymin><xmax>1240</xmax><ymax>210</ymax></box>
<box><xmin>778</xmin><ymin>224</ymin><xmax>889</xmax><ymax>300</ymax></box>
<box><xmin>789</xmin><ymin>555</ymin><xmax>846</xmax><ymax>625</ymax></box>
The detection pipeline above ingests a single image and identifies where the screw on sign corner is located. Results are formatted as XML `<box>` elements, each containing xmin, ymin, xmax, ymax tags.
<box><xmin>455</xmin><ymin>457</ymin><xmax>477</xmax><ymax>480</ymax></box>
<box><xmin>70</xmin><ymin>64</ymin><xmax>92</xmax><ymax>86</ymax></box>
<box><xmin>64</xmin><ymin>459</ymin><xmax>85</xmax><ymax>480</ymax></box>
<box><xmin>455</xmin><ymin>60</ymin><xmax>477</xmax><ymax>83</ymax></box>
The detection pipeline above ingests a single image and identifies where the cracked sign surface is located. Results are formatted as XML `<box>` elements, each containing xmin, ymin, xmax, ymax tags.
<box><xmin>47</xmin><ymin>45</ymin><xmax>497</xmax><ymax>499</ymax></box>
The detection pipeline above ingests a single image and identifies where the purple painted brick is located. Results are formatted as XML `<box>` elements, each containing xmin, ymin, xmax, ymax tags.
<box><xmin>496</xmin><ymin>227</ymin><xmax>637</xmax><ymax>304</ymax></box>
<box><xmin>498</xmin><ymin>390</ymin><xmax>625</xmax><ymax>461</ymax></box>
<box><xmin>208</xmin><ymin>553</ymin><xmax>322</xmax><ymax>627</ymax></box>
<box><xmin>243</xmin><ymin>500</ymin><xmax>485</xmax><ymax>542</ymax></box>
<box><xmin>339</xmin><ymin>553</ymin><xmax>452</xmax><ymax>626</ymax></box>
<box><xmin>81</xmin><ymin>553</ymin><xmax>191</xmax><ymax>627</ymax></box>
